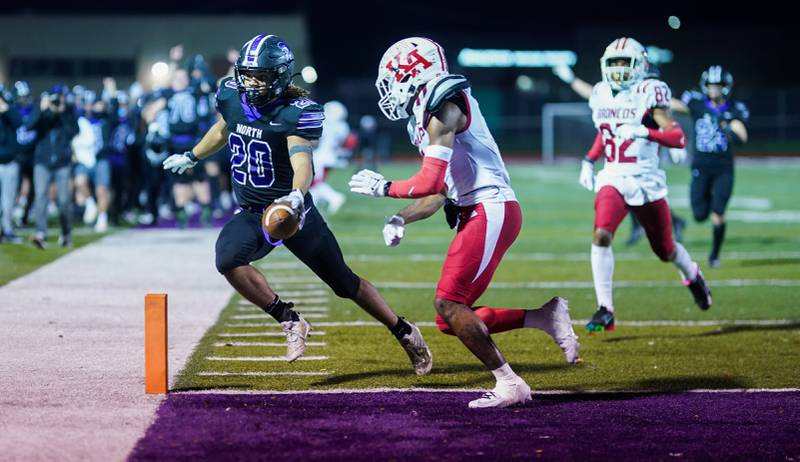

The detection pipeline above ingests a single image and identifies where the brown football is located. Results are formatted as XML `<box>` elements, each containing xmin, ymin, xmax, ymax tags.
<box><xmin>262</xmin><ymin>201</ymin><xmax>300</xmax><ymax>241</ymax></box>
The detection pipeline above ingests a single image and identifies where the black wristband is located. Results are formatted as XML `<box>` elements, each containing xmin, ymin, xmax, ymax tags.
<box><xmin>186</xmin><ymin>150</ymin><xmax>199</xmax><ymax>162</ymax></box>
<box><xmin>383</xmin><ymin>181</ymin><xmax>392</xmax><ymax>196</ymax></box>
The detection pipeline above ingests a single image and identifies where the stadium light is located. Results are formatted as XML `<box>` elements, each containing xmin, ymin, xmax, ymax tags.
<box><xmin>301</xmin><ymin>66</ymin><xmax>318</xmax><ymax>84</ymax></box>
<box><xmin>151</xmin><ymin>61</ymin><xmax>169</xmax><ymax>79</ymax></box>
<box><xmin>668</xmin><ymin>16</ymin><xmax>681</xmax><ymax>29</ymax></box>
<box><xmin>646</xmin><ymin>46</ymin><xmax>674</xmax><ymax>65</ymax></box>
<box><xmin>516</xmin><ymin>75</ymin><xmax>534</xmax><ymax>92</ymax></box>
<box><xmin>457</xmin><ymin>49</ymin><xmax>577</xmax><ymax>68</ymax></box>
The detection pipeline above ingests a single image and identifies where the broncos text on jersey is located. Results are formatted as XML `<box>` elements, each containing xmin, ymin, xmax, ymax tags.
<box><xmin>589</xmin><ymin>79</ymin><xmax>672</xmax><ymax>176</ymax></box>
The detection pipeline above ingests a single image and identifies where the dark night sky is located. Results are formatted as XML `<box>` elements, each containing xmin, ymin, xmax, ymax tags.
<box><xmin>2</xmin><ymin>0</ymin><xmax>797</xmax><ymax>89</ymax></box>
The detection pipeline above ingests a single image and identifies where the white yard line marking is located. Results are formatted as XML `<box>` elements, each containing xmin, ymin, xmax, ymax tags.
<box><xmin>372</xmin><ymin>279</ymin><xmax>800</xmax><ymax>289</ymax></box>
<box><xmin>344</xmin><ymin>251</ymin><xmax>800</xmax><ymax>263</ymax></box>
<box><xmin>278</xmin><ymin>290</ymin><xmax>329</xmax><ymax>297</ymax></box>
<box><xmin>223</xmin><ymin>319</ymin><xmax>798</xmax><ymax>328</ymax></box>
<box><xmin>237</xmin><ymin>307</ymin><xmax>329</xmax><ymax>313</ymax></box>
<box><xmin>197</xmin><ymin>371</ymin><xmax>333</xmax><ymax>377</ymax></box>
<box><xmin>175</xmin><ymin>387</ymin><xmax>800</xmax><ymax>395</ymax></box>
<box><xmin>231</xmin><ymin>314</ymin><xmax>328</xmax><ymax>320</ymax></box>
<box><xmin>237</xmin><ymin>298</ymin><xmax>329</xmax><ymax>306</ymax></box>
<box><xmin>206</xmin><ymin>356</ymin><xmax>329</xmax><ymax>362</ymax></box>
<box><xmin>212</xmin><ymin>342</ymin><xmax>327</xmax><ymax>347</ymax></box>
<box><xmin>218</xmin><ymin>331</ymin><xmax>326</xmax><ymax>337</ymax></box>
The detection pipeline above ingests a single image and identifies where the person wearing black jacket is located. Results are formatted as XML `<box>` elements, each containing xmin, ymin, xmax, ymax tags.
<box><xmin>0</xmin><ymin>89</ymin><xmax>24</xmax><ymax>243</ymax></box>
<box><xmin>27</xmin><ymin>86</ymin><xmax>79</xmax><ymax>249</ymax></box>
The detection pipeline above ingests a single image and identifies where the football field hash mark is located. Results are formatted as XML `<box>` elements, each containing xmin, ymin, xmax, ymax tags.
<box><xmin>217</xmin><ymin>331</ymin><xmax>327</xmax><ymax>337</ymax></box>
<box><xmin>211</xmin><ymin>342</ymin><xmax>327</xmax><ymax>347</ymax></box>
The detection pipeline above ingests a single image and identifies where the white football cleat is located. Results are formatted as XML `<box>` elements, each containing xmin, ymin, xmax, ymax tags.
<box><xmin>397</xmin><ymin>321</ymin><xmax>433</xmax><ymax>375</ymax></box>
<box><xmin>281</xmin><ymin>317</ymin><xmax>311</xmax><ymax>362</ymax></box>
<box><xmin>468</xmin><ymin>378</ymin><xmax>532</xmax><ymax>409</ymax></box>
<box><xmin>540</xmin><ymin>297</ymin><xmax>581</xmax><ymax>364</ymax></box>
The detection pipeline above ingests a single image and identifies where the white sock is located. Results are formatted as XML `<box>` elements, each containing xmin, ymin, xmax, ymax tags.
<box><xmin>491</xmin><ymin>363</ymin><xmax>519</xmax><ymax>385</ymax></box>
<box><xmin>672</xmin><ymin>242</ymin><xmax>697</xmax><ymax>281</ymax></box>
<box><xmin>591</xmin><ymin>244</ymin><xmax>615</xmax><ymax>312</ymax></box>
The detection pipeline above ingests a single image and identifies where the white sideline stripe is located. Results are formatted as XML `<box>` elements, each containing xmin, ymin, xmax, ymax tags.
<box><xmin>237</xmin><ymin>307</ymin><xmax>329</xmax><ymax>313</ymax></box>
<box><xmin>373</xmin><ymin>279</ymin><xmax>800</xmax><ymax>289</ymax></box>
<box><xmin>206</xmin><ymin>356</ymin><xmax>329</xmax><ymax>362</ymax></box>
<box><xmin>212</xmin><ymin>342</ymin><xmax>327</xmax><ymax>347</ymax></box>
<box><xmin>344</xmin><ymin>251</ymin><xmax>800</xmax><ymax>263</ymax></box>
<box><xmin>231</xmin><ymin>314</ymin><xmax>329</xmax><ymax>320</ymax></box>
<box><xmin>175</xmin><ymin>387</ymin><xmax>800</xmax><ymax>395</ymax></box>
<box><xmin>218</xmin><ymin>331</ymin><xmax>326</xmax><ymax>337</ymax></box>
<box><xmin>227</xmin><ymin>319</ymin><xmax>798</xmax><ymax>328</ymax></box>
<box><xmin>197</xmin><ymin>371</ymin><xmax>333</xmax><ymax>377</ymax></box>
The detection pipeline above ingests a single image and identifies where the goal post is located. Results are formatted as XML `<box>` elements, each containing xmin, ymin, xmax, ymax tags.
<box><xmin>541</xmin><ymin>102</ymin><xmax>594</xmax><ymax>163</ymax></box>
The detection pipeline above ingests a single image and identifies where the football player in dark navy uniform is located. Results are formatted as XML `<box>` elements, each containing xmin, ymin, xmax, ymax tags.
<box><xmin>146</xmin><ymin>69</ymin><xmax>213</xmax><ymax>227</ymax></box>
<box><xmin>672</xmin><ymin>66</ymin><xmax>749</xmax><ymax>268</ymax></box>
<box><xmin>162</xmin><ymin>35</ymin><xmax>432</xmax><ymax>372</ymax></box>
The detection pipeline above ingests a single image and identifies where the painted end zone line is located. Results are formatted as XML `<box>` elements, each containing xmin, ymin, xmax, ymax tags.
<box><xmin>197</xmin><ymin>371</ymin><xmax>333</xmax><ymax>377</ymax></box>
<box><xmin>206</xmin><ymin>356</ymin><xmax>329</xmax><ymax>361</ymax></box>
<box><xmin>212</xmin><ymin>342</ymin><xmax>327</xmax><ymax>347</ymax></box>
<box><xmin>175</xmin><ymin>387</ymin><xmax>800</xmax><ymax>395</ymax></box>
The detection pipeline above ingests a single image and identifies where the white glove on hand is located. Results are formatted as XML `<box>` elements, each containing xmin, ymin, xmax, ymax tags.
<box><xmin>163</xmin><ymin>152</ymin><xmax>197</xmax><ymax>174</ymax></box>
<box><xmin>275</xmin><ymin>188</ymin><xmax>305</xmax><ymax>211</ymax></box>
<box><xmin>669</xmin><ymin>148</ymin><xmax>687</xmax><ymax>164</ymax></box>
<box><xmin>349</xmin><ymin>169</ymin><xmax>387</xmax><ymax>197</ymax></box>
<box><xmin>615</xmin><ymin>124</ymin><xmax>649</xmax><ymax>141</ymax></box>
<box><xmin>579</xmin><ymin>160</ymin><xmax>595</xmax><ymax>191</ymax></box>
<box><xmin>552</xmin><ymin>65</ymin><xmax>575</xmax><ymax>84</ymax></box>
<box><xmin>383</xmin><ymin>215</ymin><xmax>405</xmax><ymax>247</ymax></box>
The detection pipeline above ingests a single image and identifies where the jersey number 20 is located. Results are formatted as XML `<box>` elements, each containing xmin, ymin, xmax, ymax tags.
<box><xmin>228</xmin><ymin>133</ymin><xmax>274</xmax><ymax>188</ymax></box>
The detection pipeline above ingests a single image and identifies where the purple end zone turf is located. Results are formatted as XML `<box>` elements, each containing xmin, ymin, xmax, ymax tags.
<box><xmin>129</xmin><ymin>391</ymin><xmax>800</xmax><ymax>461</ymax></box>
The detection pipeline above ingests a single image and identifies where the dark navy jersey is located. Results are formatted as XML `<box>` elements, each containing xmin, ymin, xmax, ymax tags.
<box><xmin>155</xmin><ymin>88</ymin><xmax>202</xmax><ymax>138</ymax></box>
<box><xmin>216</xmin><ymin>77</ymin><xmax>324</xmax><ymax>207</ymax></box>
<box><xmin>681</xmin><ymin>90</ymin><xmax>750</xmax><ymax>165</ymax></box>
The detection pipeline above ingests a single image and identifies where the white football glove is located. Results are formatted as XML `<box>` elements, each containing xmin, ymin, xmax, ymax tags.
<box><xmin>349</xmin><ymin>169</ymin><xmax>387</xmax><ymax>197</ymax></box>
<box><xmin>615</xmin><ymin>124</ymin><xmax>649</xmax><ymax>141</ymax></box>
<box><xmin>669</xmin><ymin>148</ymin><xmax>687</xmax><ymax>164</ymax></box>
<box><xmin>162</xmin><ymin>152</ymin><xmax>197</xmax><ymax>174</ymax></box>
<box><xmin>383</xmin><ymin>215</ymin><xmax>405</xmax><ymax>247</ymax></box>
<box><xmin>552</xmin><ymin>64</ymin><xmax>575</xmax><ymax>84</ymax></box>
<box><xmin>579</xmin><ymin>159</ymin><xmax>595</xmax><ymax>191</ymax></box>
<box><xmin>274</xmin><ymin>188</ymin><xmax>306</xmax><ymax>228</ymax></box>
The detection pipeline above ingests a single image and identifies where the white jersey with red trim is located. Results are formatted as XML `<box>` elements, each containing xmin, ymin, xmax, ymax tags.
<box><xmin>589</xmin><ymin>79</ymin><xmax>672</xmax><ymax>205</ymax></box>
<box><xmin>407</xmin><ymin>74</ymin><xmax>515</xmax><ymax>207</ymax></box>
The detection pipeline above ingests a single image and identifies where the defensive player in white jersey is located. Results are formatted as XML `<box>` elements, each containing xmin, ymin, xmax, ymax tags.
<box><xmin>579</xmin><ymin>37</ymin><xmax>713</xmax><ymax>332</ymax></box>
<box><xmin>349</xmin><ymin>37</ymin><xmax>580</xmax><ymax>409</ymax></box>
<box><xmin>309</xmin><ymin>100</ymin><xmax>349</xmax><ymax>214</ymax></box>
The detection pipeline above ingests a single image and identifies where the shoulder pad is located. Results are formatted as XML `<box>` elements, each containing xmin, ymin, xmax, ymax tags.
<box><xmin>216</xmin><ymin>77</ymin><xmax>238</xmax><ymax>102</ymax></box>
<box><xmin>426</xmin><ymin>75</ymin><xmax>470</xmax><ymax>114</ymax></box>
<box><xmin>284</xmin><ymin>98</ymin><xmax>324</xmax><ymax>139</ymax></box>
<box><xmin>638</xmin><ymin>79</ymin><xmax>671</xmax><ymax>108</ymax></box>
<box><xmin>733</xmin><ymin>100</ymin><xmax>750</xmax><ymax>121</ymax></box>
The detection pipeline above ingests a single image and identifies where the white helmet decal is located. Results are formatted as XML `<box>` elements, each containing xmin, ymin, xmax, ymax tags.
<box><xmin>600</xmin><ymin>37</ymin><xmax>648</xmax><ymax>91</ymax></box>
<box><xmin>376</xmin><ymin>37</ymin><xmax>449</xmax><ymax>120</ymax></box>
